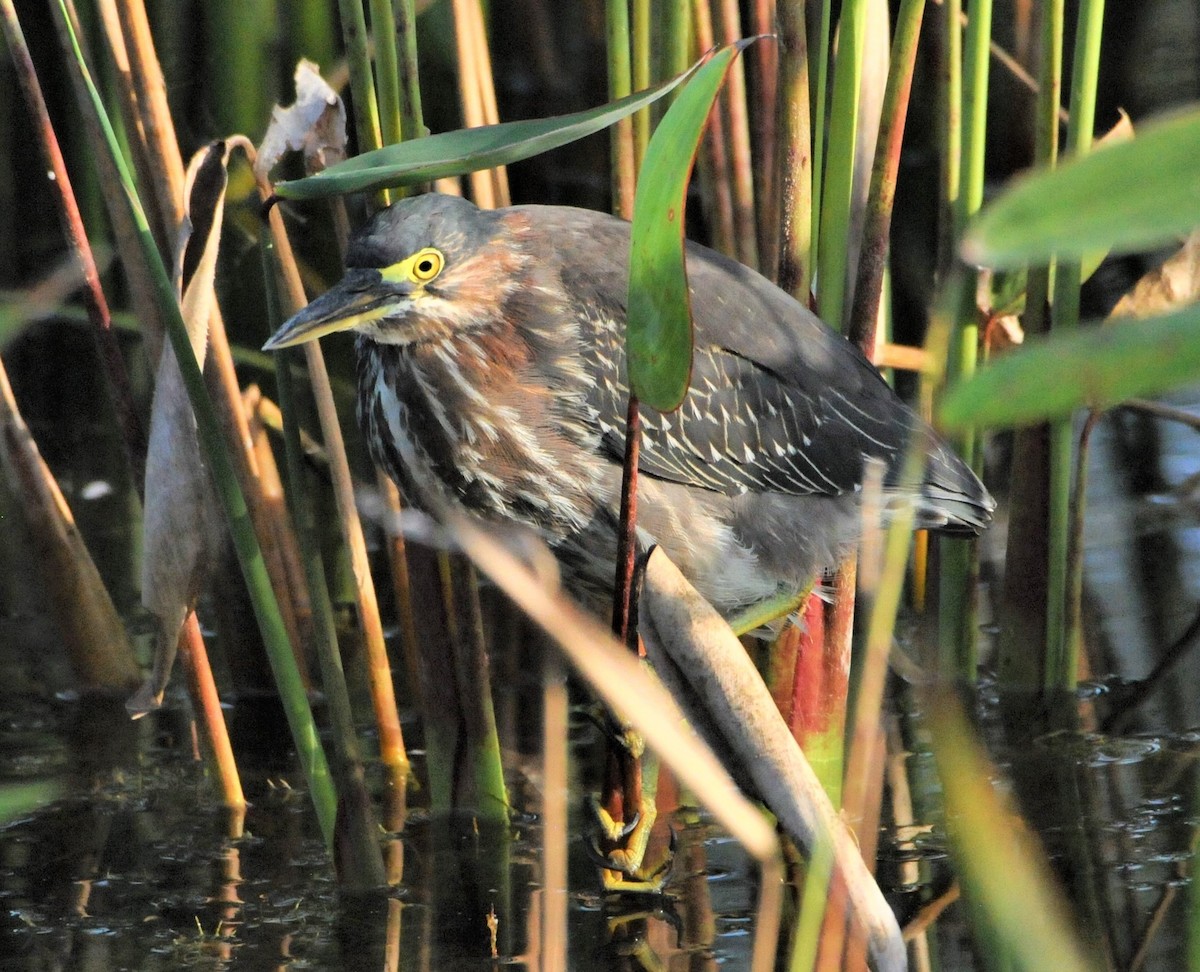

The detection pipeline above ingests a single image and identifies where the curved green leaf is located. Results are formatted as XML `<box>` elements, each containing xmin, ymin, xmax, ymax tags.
<box><xmin>963</xmin><ymin>107</ymin><xmax>1200</xmax><ymax>268</ymax></box>
<box><xmin>273</xmin><ymin>57</ymin><xmax>710</xmax><ymax>200</ymax></box>
<box><xmin>940</xmin><ymin>303</ymin><xmax>1200</xmax><ymax>429</ymax></box>
<box><xmin>627</xmin><ymin>39</ymin><xmax>758</xmax><ymax>412</ymax></box>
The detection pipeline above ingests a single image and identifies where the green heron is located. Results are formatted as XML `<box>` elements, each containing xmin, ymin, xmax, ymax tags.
<box><xmin>264</xmin><ymin>192</ymin><xmax>993</xmax><ymax>613</ymax></box>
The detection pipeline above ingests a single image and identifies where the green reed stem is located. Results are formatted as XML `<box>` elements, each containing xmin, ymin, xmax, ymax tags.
<box><xmin>959</xmin><ymin>0</ymin><xmax>992</xmax><ymax>229</ymax></box>
<box><xmin>1047</xmin><ymin>0</ymin><xmax>1105</xmax><ymax>691</ymax></box>
<box><xmin>773</xmin><ymin>0</ymin><xmax>811</xmax><ymax>298</ymax></box>
<box><xmin>370</xmin><ymin>0</ymin><xmax>403</xmax><ymax>147</ymax></box>
<box><xmin>336</xmin><ymin>0</ymin><xmax>384</xmax><ymax>153</ymax></box>
<box><xmin>54</xmin><ymin>0</ymin><xmax>336</xmax><ymax>845</ymax></box>
<box><xmin>660</xmin><ymin>0</ymin><xmax>689</xmax><ymax>96</ymax></box>
<box><xmin>808</xmin><ymin>0</ymin><xmax>832</xmax><ymax>273</ymax></box>
<box><xmin>606</xmin><ymin>0</ymin><xmax>635</xmax><ymax>217</ymax></box>
<box><xmin>393</xmin><ymin>0</ymin><xmax>424</xmax><ymax>140</ymax></box>
<box><xmin>816</xmin><ymin>0</ymin><xmax>866</xmax><ymax>331</ymax></box>
<box><xmin>938</xmin><ymin>0</ymin><xmax>991</xmax><ymax>680</ymax></box>
<box><xmin>632</xmin><ymin>0</ymin><xmax>651</xmax><ymax>169</ymax></box>
<box><xmin>939</xmin><ymin>0</ymin><xmax>962</xmax><ymax>263</ymax></box>
<box><xmin>788</xmin><ymin>836</ymin><xmax>835</xmax><ymax>972</ymax></box>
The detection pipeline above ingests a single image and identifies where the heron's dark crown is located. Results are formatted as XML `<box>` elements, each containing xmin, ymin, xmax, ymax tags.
<box><xmin>347</xmin><ymin>192</ymin><xmax>501</xmax><ymax>270</ymax></box>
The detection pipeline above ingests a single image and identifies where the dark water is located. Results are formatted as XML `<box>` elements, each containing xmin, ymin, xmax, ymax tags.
<box><xmin>2</xmin><ymin>650</ymin><xmax>1197</xmax><ymax>969</ymax></box>
<box><xmin>0</xmin><ymin>686</ymin><xmax>767</xmax><ymax>970</ymax></box>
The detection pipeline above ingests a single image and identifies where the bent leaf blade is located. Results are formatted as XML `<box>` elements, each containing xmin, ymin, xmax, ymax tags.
<box><xmin>273</xmin><ymin>54</ymin><xmax>713</xmax><ymax>199</ymax></box>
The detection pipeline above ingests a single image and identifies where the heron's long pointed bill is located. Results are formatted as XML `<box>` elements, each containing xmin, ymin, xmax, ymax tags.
<box><xmin>262</xmin><ymin>270</ymin><xmax>399</xmax><ymax>350</ymax></box>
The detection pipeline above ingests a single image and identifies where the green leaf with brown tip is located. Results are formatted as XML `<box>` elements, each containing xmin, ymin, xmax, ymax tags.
<box><xmin>940</xmin><ymin>303</ymin><xmax>1200</xmax><ymax>429</ymax></box>
<box><xmin>627</xmin><ymin>39</ymin><xmax>759</xmax><ymax>412</ymax></box>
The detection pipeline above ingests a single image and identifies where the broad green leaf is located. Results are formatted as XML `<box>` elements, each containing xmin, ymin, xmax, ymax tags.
<box><xmin>963</xmin><ymin>107</ymin><xmax>1200</xmax><ymax>268</ymax></box>
<box><xmin>940</xmin><ymin>303</ymin><xmax>1200</xmax><ymax>429</ymax></box>
<box><xmin>273</xmin><ymin>57</ymin><xmax>711</xmax><ymax>200</ymax></box>
<box><xmin>627</xmin><ymin>39</ymin><xmax>757</xmax><ymax>412</ymax></box>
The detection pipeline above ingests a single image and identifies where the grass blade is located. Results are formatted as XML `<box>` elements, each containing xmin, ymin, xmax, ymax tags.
<box><xmin>54</xmin><ymin>0</ymin><xmax>337</xmax><ymax>845</ymax></box>
<box><xmin>274</xmin><ymin>53</ymin><xmax>712</xmax><ymax>199</ymax></box>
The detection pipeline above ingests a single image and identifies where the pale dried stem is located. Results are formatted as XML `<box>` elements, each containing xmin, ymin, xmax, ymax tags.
<box><xmin>465</xmin><ymin>0</ymin><xmax>509</xmax><ymax>206</ymax></box>
<box><xmin>109</xmin><ymin>0</ymin><xmax>312</xmax><ymax>674</ymax></box>
<box><xmin>95</xmin><ymin>0</ymin><xmax>171</xmax><ymax>268</ymax></box>
<box><xmin>2</xmin><ymin>0</ymin><xmax>144</xmax><ymax>480</ymax></box>
<box><xmin>639</xmin><ymin>550</ymin><xmax>902</xmax><ymax>971</ymax></box>
<box><xmin>56</xmin><ymin>0</ymin><xmax>167</xmax><ymax>369</ymax></box>
<box><xmin>108</xmin><ymin>3</ymin><xmax>263</xmax><ymax>489</ymax></box>
<box><xmin>247</xmin><ymin>388</ymin><xmax>315</xmax><ymax>681</ymax></box>
<box><xmin>0</xmin><ymin>353</ymin><xmax>140</xmax><ymax>690</ymax></box>
<box><xmin>46</xmin><ymin>4</ymin><xmax>242</xmax><ymax>815</ymax></box>
<box><xmin>112</xmin><ymin>0</ymin><xmax>184</xmax><ymax>227</ymax></box>
<box><xmin>307</xmin><ymin>342</ymin><xmax>406</xmax><ymax>776</ymax></box>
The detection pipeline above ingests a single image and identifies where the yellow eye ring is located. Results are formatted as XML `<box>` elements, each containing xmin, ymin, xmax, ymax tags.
<box><xmin>410</xmin><ymin>247</ymin><xmax>444</xmax><ymax>283</ymax></box>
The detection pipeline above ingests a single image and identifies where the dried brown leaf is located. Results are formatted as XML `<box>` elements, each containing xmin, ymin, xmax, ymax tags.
<box><xmin>255</xmin><ymin>60</ymin><xmax>347</xmax><ymax>181</ymax></box>
<box><xmin>131</xmin><ymin>142</ymin><xmax>234</xmax><ymax>716</ymax></box>
<box><xmin>1110</xmin><ymin>233</ymin><xmax>1200</xmax><ymax>320</ymax></box>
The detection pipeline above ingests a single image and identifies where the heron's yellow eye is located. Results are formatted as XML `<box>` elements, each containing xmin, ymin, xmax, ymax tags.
<box><xmin>410</xmin><ymin>247</ymin><xmax>444</xmax><ymax>283</ymax></box>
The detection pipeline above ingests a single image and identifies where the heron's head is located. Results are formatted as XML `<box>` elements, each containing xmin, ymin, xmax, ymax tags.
<box><xmin>263</xmin><ymin>193</ymin><xmax>531</xmax><ymax>350</ymax></box>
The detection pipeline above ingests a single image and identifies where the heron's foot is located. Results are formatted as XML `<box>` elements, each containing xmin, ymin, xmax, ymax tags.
<box><xmin>586</xmin><ymin>794</ymin><xmax>675</xmax><ymax>893</ymax></box>
<box><xmin>580</xmin><ymin>707</ymin><xmax>648</xmax><ymax>761</ymax></box>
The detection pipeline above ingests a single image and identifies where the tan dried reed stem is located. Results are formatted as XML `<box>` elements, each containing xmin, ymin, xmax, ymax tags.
<box><xmin>713</xmin><ymin>0</ymin><xmax>759</xmax><ymax>269</ymax></box>
<box><xmin>0</xmin><ymin>352</ymin><xmax>141</xmax><ymax>691</ymax></box>
<box><xmin>103</xmin><ymin>0</ymin><xmax>313</xmax><ymax>677</ymax></box>
<box><xmin>2</xmin><ymin>0</ymin><xmax>143</xmax><ymax>478</ymax></box>
<box><xmin>690</xmin><ymin>0</ymin><xmax>735</xmax><ymax>253</ymax></box>
<box><xmin>259</xmin><ymin>185</ymin><xmax>410</xmax><ymax>781</ymax></box>
<box><xmin>451</xmin><ymin>0</ymin><xmax>506</xmax><ymax>208</ymax></box>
